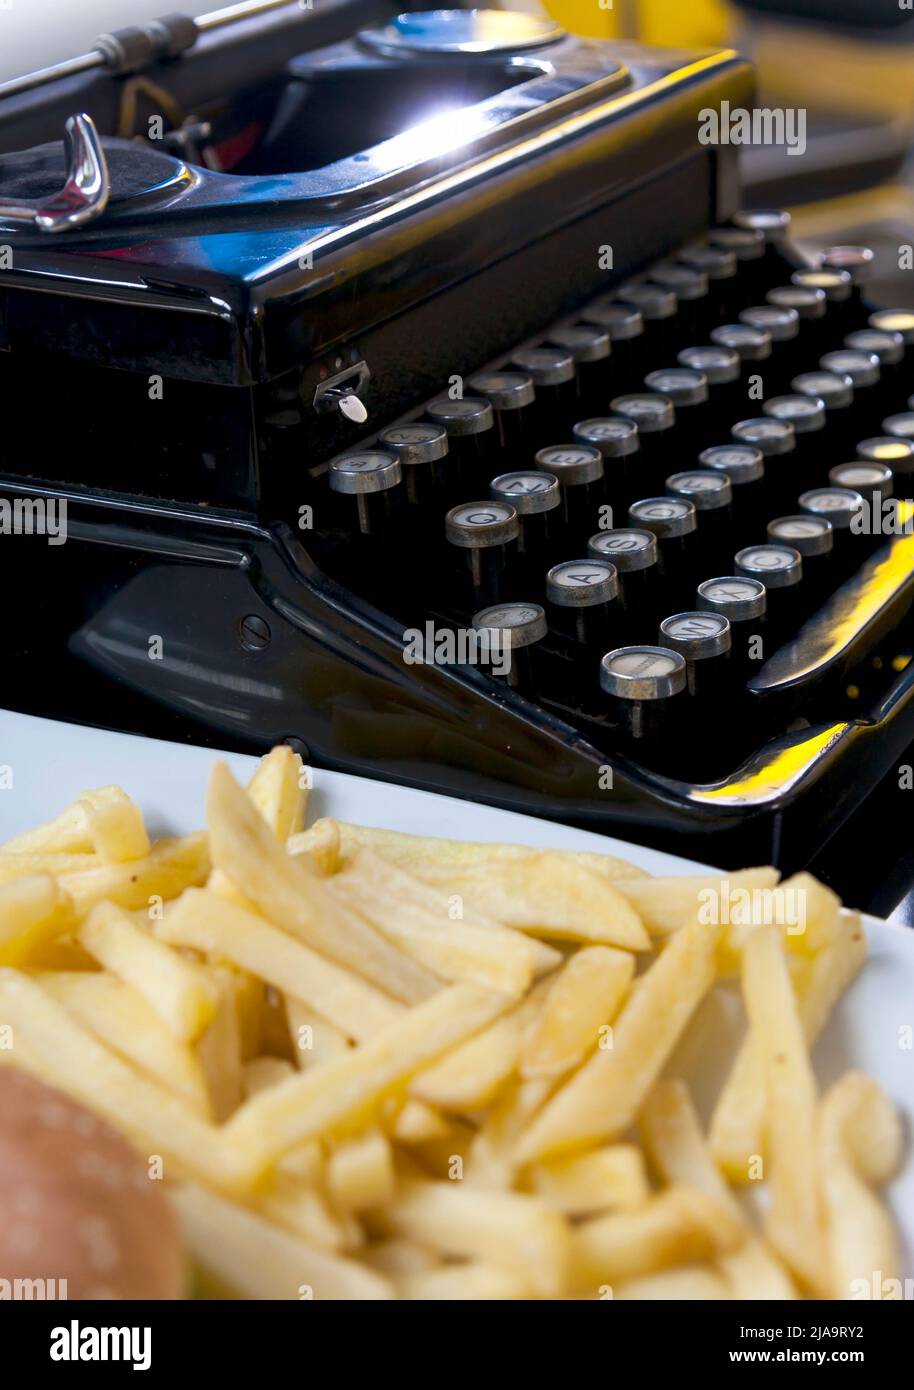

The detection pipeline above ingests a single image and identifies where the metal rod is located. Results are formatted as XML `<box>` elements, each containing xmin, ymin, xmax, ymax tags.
<box><xmin>0</xmin><ymin>0</ymin><xmax>304</xmax><ymax>101</ymax></box>
<box><xmin>197</xmin><ymin>0</ymin><xmax>305</xmax><ymax>32</ymax></box>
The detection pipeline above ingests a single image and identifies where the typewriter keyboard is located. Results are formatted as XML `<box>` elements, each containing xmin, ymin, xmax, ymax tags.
<box><xmin>316</xmin><ymin>212</ymin><xmax>914</xmax><ymax>787</ymax></box>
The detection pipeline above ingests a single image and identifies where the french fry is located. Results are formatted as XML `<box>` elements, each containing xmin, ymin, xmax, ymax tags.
<box><xmin>0</xmin><ymin>969</ymin><xmax>250</xmax><ymax>1191</ymax></box>
<box><xmin>521</xmin><ymin>945</ymin><xmax>634</xmax><ymax>1079</ymax></box>
<box><xmin>0</xmin><ymin>850</ymin><xmax>102</xmax><ymax>881</ymax></box>
<box><xmin>612</xmin><ymin>868</ymin><xmax>780</xmax><ymax>939</ymax></box>
<box><xmin>0</xmin><ymin>874</ymin><xmax>74</xmax><ymax>967</ymax></box>
<box><xmin>517</xmin><ymin>918</ymin><xmax>720</xmax><ymax>1163</ymax></box>
<box><xmin>172</xmin><ymin>1184</ymin><xmax>392</xmax><ymax>1299</ymax></box>
<box><xmin>385</xmin><ymin>1180</ymin><xmax>570</xmax><ymax>1297</ymax></box>
<box><xmin>388</xmin><ymin>853</ymin><xmax>650</xmax><ymax>950</ymax></box>
<box><xmin>2</xmin><ymin>786</ymin><xmax>145</xmax><ymax>856</ymax></box>
<box><xmin>327</xmin><ymin>1130</ymin><xmax>396</xmax><ymax>1212</ymax></box>
<box><xmin>223</xmin><ymin>983</ymin><xmax>512</xmax><ymax>1173</ymax></box>
<box><xmin>243</xmin><ymin>1055</ymin><xmax>296</xmax><ymax>1096</ymax></box>
<box><xmin>528</xmin><ymin>1145</ymin><xmax>650</xmax><ymax>1216</ymax></box>
<box><xmin>361</xmin><ymin>1240</ymin><xmax>439</xmax><ymax>1277</ymax></box>
<box><xmin>246</xmin><ymin>746</ymin><xmax>308</xmax><ymax>841</ymax></box>
<box><xmin>640</xmin><ymin>1080</ymin><xmax>796</xmax><ymax>1300</ymax></box>
<box><xmin>40</xmin><ymin>970</ymin><xmax>211</xmax><ymax>1117</ymax></box>
<box><xmin>329</xmin><ymin>847</ymin><xmax>544</xmax><ymax>994</ymax></box>
<box><xmin>615</xmin><ymin>1265</ymin><xmax>732</xmax><ymax>1300</ymax></box>
<box><xmin>570</xmin><ymin>1186</ymin><xmax>744</xmax><ymax>1291</ymax></box>
<box><xmin>59</xmin><ymin>832</ymin><xmax>210</xmax><ymax>917</ymax></box>
<box><xmin>740</xmin><ymin>924</ymin><xmax>827</xmax><ymax>1294</ymax></box>
<box><xmin>818</xmin><ymin>1072</ymin><xmax>904</xmax><ymax>1299</ymax></box>
<box><xmin>253</xmin><ymin>1178</ymin><xmax>352</xmax><ymax>1253</ymax></box>
<box><xmin>159</xmin><ymin>888</ymin><xmax>403</xmax><ymax>1042</ymax></box>
<box><xmin>284</xmin><ymin>995</ymin><xmax>350</xmax><ymax>1070</ymax></box>
<box><xmin>207</xmin><ymin>763</ymin><xmax>439</xmax><ymax>1005</ymax></box>
<box><xmin>710</xmin><ymin>911</ymin><xmax>866</xmax><ymax>1181</ymax></box>
<box><xmin>466</xmin><ymin>1077</ymin><xmax>553</xmax><ymax>1190</ymax></box>
<box><xmin>388</xmin><ymin>1099</ymin><xmax>450</xmax><ymax>1144</ymax></box>
<box><xmin>332</xmin><ymin>821</ymin><xmax>647</xmax><ymax>882</ymax></box>
<box><xmin>396</xmin><ymin>1263</ymin><xmax>532</xmax><ymax>1300</ymax></box>
<box><xmin>410</xmin><ymin>984</ymin><xmax>547</xmax><ymax>1112</ymax></box>
<box><xmin>78</xmin><ymin>900</ymin><xmax>218</xmax><ymax>1042</ymax></box>
<box><xmin>287</xmin><ymin>818</ymin><xmax>341</xmax><ymax>875</ymax></box>
<box><xmin>196</xmin><ymin>965</ymin><xmax>245</xmax><ymax>1121</ymax></box>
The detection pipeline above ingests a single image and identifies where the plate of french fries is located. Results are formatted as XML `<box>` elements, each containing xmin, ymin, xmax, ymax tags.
<box><xmin>0</xmin><ymin>709</ymin><xmax>911</xmax><ymax>1300</ymax></box>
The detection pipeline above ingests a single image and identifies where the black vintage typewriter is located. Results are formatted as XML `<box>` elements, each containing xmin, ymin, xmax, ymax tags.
<box><xmin>2</xmin><ymin>0</ymin><xmax>914</xmax><ymax>879</ymax></box>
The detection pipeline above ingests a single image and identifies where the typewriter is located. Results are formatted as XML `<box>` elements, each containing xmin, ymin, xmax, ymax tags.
<box><xmin>2</xmin><ymin>1</ymin><xmax>914</xmax><ymax>879</ymax></box>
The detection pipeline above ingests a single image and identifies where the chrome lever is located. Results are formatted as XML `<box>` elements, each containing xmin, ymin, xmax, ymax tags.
<box><xmin>0</xmin><ymin>113</ymin><xmax>110</xmax><ymax>233</ymax></box>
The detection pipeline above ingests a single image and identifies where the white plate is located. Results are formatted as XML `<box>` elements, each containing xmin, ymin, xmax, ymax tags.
<box><xmin>1</xmin><ymin>709</ymin><xmax>912</xmax><ymax>1285</ymax></box>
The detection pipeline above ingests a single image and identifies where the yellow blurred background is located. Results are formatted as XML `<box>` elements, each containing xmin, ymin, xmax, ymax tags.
<box><xmin>544</xmin><ymin>0</ymin><xmax>729</xmax><ymax>45</ymax></box>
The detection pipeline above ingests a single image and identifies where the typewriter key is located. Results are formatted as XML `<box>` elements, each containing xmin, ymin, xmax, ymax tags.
<box><xmin>798</xmin><ymin>487</ymin><xmax>867</xmax><ymax>573</ymax></box>
<box><xmin>644</xmin><ymin>367</ymin><xmax>709</xmax><ymax>456</ymax></box>
<box><xmin>511</xmin><ymin>346</ymin><xmax>578</xmax><ymax>430</ymax></box>
<box><xmin>546</xmin><ymin>558</ymin><xmax>620</xmax><ymax>648</ymax></box>
<box><xmin>819</xmin><ymin>349</ymin><xmax>880</xmax><ymax>389</ymax></box>
<box><xmin>547</xmin><ymin>325</ymin><xmax>611</xmax><ymax>411</ymax></box>
<box><xmin>829</xmin><ymin>462</ymin><xmax>893</xmax><ymax>503</ymax></box>
<box><xmin>471</xmin><ymin>603</ymin><xmax>547</xmax><ymax>692</ymax></box>
<box><xmin>791</xmin><ymin>371</ymin><xmax>853</xmax><ymax>411</ymax></box>
<box><xmin>580</xmin><ymin>300</ymin><xmax>646</xmax><ymax>389</ymax></box>
<box><xmin>617</xmin><ymin>280</ymin><xmax>678</xmax><ymax>320</ymax></box>
<box><xmin>648</xmin><ymin>262</ymin><xmax>709</xmax><ymax>300</ymax></box>
<box><xmin>599</xmin><ymin>645</ymin><xmax>687</xmax><ymax>744</ymax></box>
<box><xmin>734</xmin><ymin>543</ymin><xmax>803</xmax><ymax>640</ymax></box>
<box><xmin>328</xmin><ymin>450</ymin><xmax>402</xmax><ymax>535</ymax></box>
<box><xmin>869</xmin><ymin>309</ymin><xmax>914</xmax><ymax>345</ymax></box>
<box><xmin>857</xmin><ymin>435</ymin><xmax>914</xmax><ymax>480</ymax></box>
<box><xmin>845</xmin><ymin>329</ymin><xmax>904</xmax><ymax>368</ymax></box>
<box><xmin>648</xmin><ymin>262</ymin><xmax>710</xmax><ymax>338</ymax></box>
<box><xmin>678</xmin><ymin>244</ymin><xmax>738</xmax><ymax>319</ymax></box>
<box><xmin>697</xmin><ymin>576</ymin><xmax>767</xmax><ymax>680</ymax></box>
<box><xmin>767</xmin><ymin>515</ymin><xmax>835</xmax><ymax>608</ymax></box>
<box><xmin>445</xmin><ymin>500</ymin><xmax>519</xmax><ymax>606</ymax></box>
<box><xmin>610</xmin><ymin>393</ymin><xmax>675</xmax><ymax>492</ymax></box>
<box><xmin>792</xmin><ymin>266</ymin><xmax>856</xmax><ymax>335</ymax></box>
<box><xmin>588</xmin><ymin>527</ymin><xmax>660</xmax><ymax>635</ymax></box>
<box><xmin>767</xmin><ymin>285</ymin><xmax>826</xmax><ymax>320</ymax></box>
<box><xmin>739</xmin><ymin>305</ymin><xmax>799</xmax><ymax>351</ymax></box>
<box><xmin>821</xmin><ymin>245</ymin><xmax>874</xmax><ymax>284</ymax></box>
<box><xmin>700</xmin><ymin>441</ymin><xmax>766</xmax><ymax>524</ymax></box>
<box><xmin>792</xmin><ymin>267</ymin><xmax>853</xmax><ymax>303</ymax></box>
<box><xmin>677</xmin><ymin>345</ymin><xmax>740</xmax><ymax>385</ymax></box>
<box><xmin>581</xmin><ymin>300</ymin><xmax>643</xmax><ymax>340</ymax></box>
<box><xmin>378</xmin><ymin>421</ymin><xmax>449</xmax><ymax>508</ymax></box>
<box><xmin>709</xmin><ymin>226</ymin><xmax>766</xmax><ymax>260</ymax></box>
<box><xmin>490</xmin><ymin>470</ymin><xmax>562</xmax><ymax>577</ymax></box>
<box><xmin>711</xmin><ymin>322</ymin><xmax>772</xmax><ymax>367</ymax></box>
<box><xmin>573</xmin><ymin>417</ymin><xmax>640</xmax><ymax>515</ymax></box>
<box><xmin>534</xmin><ymin>444</ymin><xmax>604</xmax><ymax>538</ymax></box>
<box><xmin>426</xmin><ymin>395</ymin><xmax>496</xmax><ymax>498</ymax></box>
<box><xmin>763</xmin><ymin>395</ymin><xmax>825</xmax><ymax>502</ymax></box>
<box><xmin>882</xmin><ymin>413</ymin><xmax>914</xmax><ymax>444</ymax></box>
<box><xmin>767</xmin><ymin>284</ymin><xmax>829</xmax><ymax>362</ymax></box>
<box><xmin>679</xmin><ymin>344</ymin><xmax>743</xmax><ymax>424</ymax></box>
<box><xmin>467</xmin><ymin>370</ymin><xmax>537</xmax><ymax>465</ymax></box>
<box><xmin>666</xmin><ymin>470</ymin><xmax>733</xmax><ymax>574</ymax></box>
<box><xmin>732</xmin><ymin>208</ymin><xmax>791</xmax><ymax>242</ymax></box>
<box><xmin>658</xmin><ymin>610</ymin><xmax>731</xmax><ymax>699</ymax></box>
<box><xmin>629</xmin><ymin>496</ymin><xmax>698</xmax><ymax>594</ymax></box>
<box><xmin>678</xmin><ymin>244</ymin><xmax>738</xmax><ymax>281</ymax></box>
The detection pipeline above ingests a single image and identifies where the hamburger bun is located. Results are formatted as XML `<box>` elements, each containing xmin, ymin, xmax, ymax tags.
<box><xmin>0</xmin><ymin>1068</ymin><xmax>185</xmax><ymax>1299</ymax></box>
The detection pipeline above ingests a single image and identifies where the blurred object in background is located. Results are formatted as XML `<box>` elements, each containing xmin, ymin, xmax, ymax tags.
<box><xmin>543</xmin><ymin>0</ymin><xmax>729</xmax><ymax>44</ymax></box>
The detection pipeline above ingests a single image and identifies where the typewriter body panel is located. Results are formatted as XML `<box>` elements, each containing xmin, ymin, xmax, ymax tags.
<box><xmin>1</xmin><ymin>6</ymin><xmax>913</xmax><ymax>871</ymax></box>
